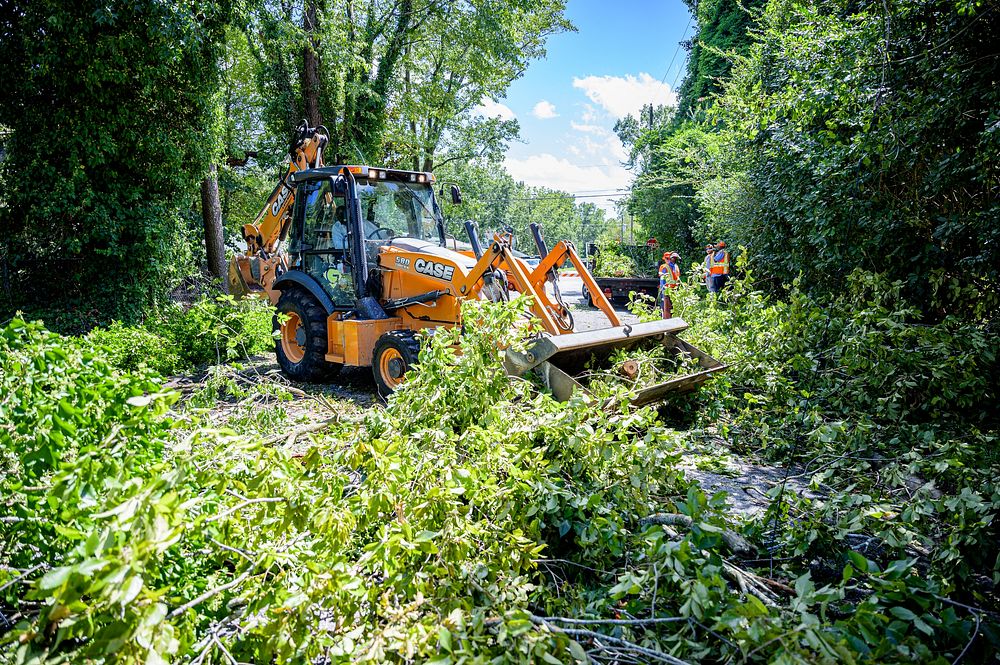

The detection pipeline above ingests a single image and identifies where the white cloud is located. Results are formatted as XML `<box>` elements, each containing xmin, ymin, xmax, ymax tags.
<box><xmin>569</xmin><ymin>121</ymin><xmax>629</xmax><ymax>162</ymax></box>
<box><xmin>572</xmin><ymin>72</ymin><xmax>676</xmax><ymax>119</ymax></box>
<box><xmin>570</xmin><ymin>121</ymin><xmax>605</xmax><ymax>134</ymax></box>
<box><xmin>472</xmin><ymin>98</ymin><xmax>515</xmax><ymax>121</ymax></box>
<box><xmin>532</xmin><ymin>100</ymin><xmax>559</xmax><ymax>119</ymax></box>
<box><xmin>504</xmin><ymin>153</ymin><xmax>631</xmax><ymax>213</ymax></box>
<box><xmin>577</xmin><ymin>133</ymin><xmax>629</xmax><ymax>163</ymax></box>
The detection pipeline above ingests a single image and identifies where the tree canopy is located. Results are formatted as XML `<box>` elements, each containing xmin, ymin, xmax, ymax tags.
<box><xmin>618</xmin><ymin>0</ymin><xmax>999</xmax><ymax>318</ymax></box>
<box><xmin>0</xmin><ymin>0</ymin><xmax>234</xmax><ymax>324</ymax></box>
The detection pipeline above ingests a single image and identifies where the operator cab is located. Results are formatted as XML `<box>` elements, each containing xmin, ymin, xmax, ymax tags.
<box><xmin>286</xmin><ymin>165</ymin><xmax>445</xmax><ymax>308</ymax></box>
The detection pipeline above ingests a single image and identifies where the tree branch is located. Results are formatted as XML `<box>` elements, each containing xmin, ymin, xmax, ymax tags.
<box><xmin>639</xmin><ymin>513</ymin><xmax>752</xmax><ymax>555</ymax></box>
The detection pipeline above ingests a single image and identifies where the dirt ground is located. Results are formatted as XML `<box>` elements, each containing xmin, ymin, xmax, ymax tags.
<box><xmin>167</xmin><ymin>278</ymin><xmax>812</xmax><ymax>519</ymax></box>
<box><xmin>166</xmin><ymin>340</ymin><xmax>816</xmax><ymax>521</ymax></box>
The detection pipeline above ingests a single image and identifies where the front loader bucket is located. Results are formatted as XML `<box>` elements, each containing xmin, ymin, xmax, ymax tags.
<box><xmin>504</xmin><ymin>318</ymin><xmax>726</xmax><ymax>406</ymax></box>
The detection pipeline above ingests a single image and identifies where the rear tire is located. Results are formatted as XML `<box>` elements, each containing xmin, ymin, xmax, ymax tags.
<box><xmin>582</xmin><ymin>285</ymin><xmax>595</xmax><ymax>308</ymax></box>
<box><xmin>372</xmin><ymin>330</ymin><xmax>421</xmax><ymax>397</ymax></box>
<box><xmin>275</xmin><ymin>288</ymin><xmax>341</xmax><ymax>382</ymax></box>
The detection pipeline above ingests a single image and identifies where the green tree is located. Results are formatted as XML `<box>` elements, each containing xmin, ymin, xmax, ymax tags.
<box><xmin>616</xmin><ymin>105</ymin><xmax>703</xmax><ymax>256</ymax></box>
<box><xmin>711</xmin><ymin>0</ymin><xmax>1000</xmax><ymax>317</ymax></box>
<box><xmin>437</xmin><ymin>160</ymin><xmax>613</xmax><ymax>251</ymax></box>
<box><xmin>247</xmin><ymin>1</ymin><xmax>570</xmax><ymax>167</ymax></box>
<box><xmin>676</xmin><ymin>0</ymin><xmax>767</xmax><ymax>121</ymax></box>
<box><xmin>388</xmin><ymin>0</ymin><xmax>572</xmax><ymax>172</ymax></box>
<box><xmin>0</xmin><ymin>0</ymin><xmax>234</xmax><ymax>328</ymax></box>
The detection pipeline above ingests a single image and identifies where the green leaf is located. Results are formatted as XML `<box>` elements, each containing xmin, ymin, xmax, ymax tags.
<box><xmin>438</xmin><ymin>627</ymin><xmax>452</xmax><ymax>652</ymax></box>
<box><xmin>568</xmin><ymin>639</ymin><xmax>588</xmax><ymax>662</ymax></box>
<box><xmin>847</xmin><ymin>551</ymin><xmax>869</xmax><ymax>573</ymax></box>
<box><xmin>127</xmin><ymin>394</ymin><xmax>154</xmax><ymax>407</ymax></box>
<box><xmin>38</xmin><ymin>566</ymin><xmax>72</xmax><ymax>591</ymax></box>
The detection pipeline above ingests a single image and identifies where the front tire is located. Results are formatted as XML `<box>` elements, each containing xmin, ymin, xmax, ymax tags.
<box><xmin>275</xmin><ymin>288</ymin><xmax>341</xmax><ymax>382</ymax></box>
<box><xmin>372</xmin><ymin>330</ymin><xmax>421</xmax><ymax>397</ymax></box>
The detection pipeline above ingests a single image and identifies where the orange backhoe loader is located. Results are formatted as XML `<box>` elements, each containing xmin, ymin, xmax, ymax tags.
<box><xmin>230</xmin><ymin>122</ymin><xmax>724</xmax><ymax>401</ymax></box>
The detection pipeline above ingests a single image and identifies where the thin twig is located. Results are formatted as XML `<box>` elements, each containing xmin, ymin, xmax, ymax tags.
<box><xmin>0</xmin><ymin>564</ymin><xmax>45</xmax><ymax>594</ymax></box>
<box><xmin>952</xmin><ymin>611</ymin><xmax>981</xmax><ymax>665</ymax></box>
<box><xmin>204</xmin><ymin>497</ymin><xmax>285</xmax><ymax>524</ymax></box>
<box><xmin>209</xmin><ymin>538</ymin><xmax>256</xmax><ymax>563</ymax></box>
<box><xmin>530</xmin><ymin>614</ymin><xmax>691</xmax><ymax>665</ymax></box>
<box><xmin>651</xmin><ymin>562</ymin><xmax>659</xmax><ymax>619</ymax></box>
<box><xmin>262</xmin><ymin>417</ymin><xmax>340</xmax><ymax>446</ymax></box>
<box><xmin>533</xmin><ymin>558</ymin><xmax>608</xmax><ymax>575</ymax></box>
<box><xmin>538</xmin><ymin>615</ymin><xmax>690</xmax><ymax>626</ymax></box>
<box><xmin>169</xmin><ymin>568</ymin><xmax>253</xmax><ymax>618</ymax></box>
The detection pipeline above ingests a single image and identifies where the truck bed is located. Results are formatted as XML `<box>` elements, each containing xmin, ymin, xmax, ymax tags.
<box><xmin>583</xmin><ymin>275</ymin><xmax>659</xmax><ymax>306</ymax></box>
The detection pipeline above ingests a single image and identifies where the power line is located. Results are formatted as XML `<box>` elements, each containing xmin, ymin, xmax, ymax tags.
<box><xmin>514</xmin><ymin>189</ymin><xmax>626</xmax><ymax>197</ymax></box>
<box><xmin>661</xmin><ymin>15</ymin><xmax>693</xmax><ymax>85</ymax></box>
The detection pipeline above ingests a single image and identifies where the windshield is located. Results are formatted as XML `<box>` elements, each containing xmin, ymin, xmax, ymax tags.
<box><xmin>356</xmin><ymin>180</ymin><xmax>441</xmax><ymax>244</ymax></box>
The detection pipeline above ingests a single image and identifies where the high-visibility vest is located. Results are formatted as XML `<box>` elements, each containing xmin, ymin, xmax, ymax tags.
<box><xmin>664</xmin><ymin>263</ymin><xmax>680</xmax><ymax>288</ymax></box>
<box><xmin>659</xmin><ymin>263</ymin><xmax>680</xmax><ymax>287</ymax></box>
<box><xmin>710</xmin><ymin>250</ymin><xmax>729</xmax><ymax>275</ymax></box>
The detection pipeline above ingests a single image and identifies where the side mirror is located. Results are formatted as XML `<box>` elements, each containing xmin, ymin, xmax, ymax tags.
<box><xmin>450</xmin><ymin>184</ymin><xmax>462</xmax><ymax>205</ymax></box>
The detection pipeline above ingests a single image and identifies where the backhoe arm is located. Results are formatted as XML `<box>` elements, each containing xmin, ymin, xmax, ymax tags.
<box><xmin>529</xmin><ymin>240</ymin><xmax>620</xmax><ymax>328</ymax></box>
<box><xmin>228</xmin><ymin>122</ymin><xmax>328</xmax><ymax>301</ymax></box>
<box><xmin>242</xmin><ymin>127</ymin><xmax>327</xmax><ymax>255</ymax></box>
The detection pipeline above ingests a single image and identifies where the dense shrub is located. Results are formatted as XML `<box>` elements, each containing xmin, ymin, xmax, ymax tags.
<box><xmin>709</xmin><ymin>0</ymin><xmax>1000</xmax><ymax>316</ymax></box>
<box><xmin>85</xmin><ymin>296</ymin><xmax>275</xmax><ymax>375</ymax></box>
<box><xmin>0</xmin><ymin>0</ymin><xmax>234</xmax><ymax>323</ymax></box>
<box><xmin>3</xmin><ymin>293</ymin><xmax>998</xmax><ymax>663</ymax></box>
<box><xmin>0</xmin><ymin>319</ymin><xmax>175</xmax><ymax>588</ymax></box>
<box><xmin>674</xmin><ymin>258</ymin><xmax>1000</xmax><ymax>587</ymax></box>
<box><xmin>621</xmin><ymin>0</ymin><xmax>999</xmax><ymax>319</ymax></box>
<box><xmin>85</xmin><ymin>322</ymin><xmax>185</xmax><ymax>376</ymax></box>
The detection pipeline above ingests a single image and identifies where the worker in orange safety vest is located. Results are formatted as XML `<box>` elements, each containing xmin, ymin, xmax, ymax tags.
<box><xmin>659</xmin><ymin>251</ymin><xmax>681</xmax><ymax>318</ymax></box>
<box><xmin>704</xmin><ymin>244</ymin><xmax>717</xmax><ymax>292</ymax></box>
<box><xmin>710</xmin><ymin>241</ymin><xmax>730</xmax><ymax>291</ymax></box>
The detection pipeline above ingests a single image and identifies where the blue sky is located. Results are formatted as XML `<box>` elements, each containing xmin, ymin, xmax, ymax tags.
<box><xmin>474</xmin><ymin>0</ymin><xmax>694</xmax><ymax>211</ymax></box>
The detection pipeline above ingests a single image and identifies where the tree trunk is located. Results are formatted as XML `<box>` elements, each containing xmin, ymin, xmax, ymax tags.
<box><xmin>201</xmin><ymin>164</ymin><xmax>227</xmax><ymax>292</ymax></box>
<box><xmin>301</xmin><ymin>0</ymin><xmax>322</xmax><ymax>127</ymax></box>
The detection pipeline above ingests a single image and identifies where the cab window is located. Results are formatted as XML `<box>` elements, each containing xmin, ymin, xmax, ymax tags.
<box><xmin>290</xmin><ymin>179</ymin><xmax>353</xmax><ymax>305</ymax></box>
<box><xmin>357</xmin><ymin>180</ymin><xmax>439</xmax><ymax>245</ymax></box>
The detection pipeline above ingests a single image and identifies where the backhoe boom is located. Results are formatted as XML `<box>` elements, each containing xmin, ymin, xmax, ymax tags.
<box><xmin>227</xmin><ymin>121</ymin><xmax>328</xmax><ymax>301</ymax></box>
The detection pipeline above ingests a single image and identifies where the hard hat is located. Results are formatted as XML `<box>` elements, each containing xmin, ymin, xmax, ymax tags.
<box><xmin>662</xmin><ymin>251</ymin><xmax>670</xmax><ymax>260</ymax></box>
<box><xmin>717</xmin><ymin>241</ymin><xmax>726</xmax><ymax>248</ymax></box>
<box><xmin>670</xmin><ymin>252</ymin><xmax>680</xmax><ymax>259</ymax></box>
<box><xmin>705</xmin><ymin>244</ymin><xmax>714</xmax><ymax>250</ymax></box>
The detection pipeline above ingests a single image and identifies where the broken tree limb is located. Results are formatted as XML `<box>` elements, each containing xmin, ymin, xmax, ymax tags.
<box><xmin>721</xmin><ymin>561</ymin><xmax>780</xmax><ymax>608</ymax></box>
<box><xmin>639</xmin><ymin>513</ymin><xmax>753</xmax><ymax>556</ymax></box>
<box><xmin>262</xmin><ymin>417</ymin><xmax>340</xmax><ymax>446</ymax></box>
<box><xmin>528</xmin><ymin>614</ymin><xmax>691</xmax><ymax>665</ymax></box>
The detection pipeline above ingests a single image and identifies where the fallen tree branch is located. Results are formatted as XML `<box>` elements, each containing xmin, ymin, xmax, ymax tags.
<box><xmin>204</xmin><ymin>497</ymin><xmax>285</xmax><ymax>524</ymax></box>
<box><xmin>722</xmin><ymin>561</ymin><xmax>780</xmax><ymax>608</ymax></box>
<box><xmin>262</xmin><ymin>417</ymin><xmax>340</xmax><ymax>446</ymax></box>
<box><xmin>528</xmin><ymin>614</ymin><xmax>691</xmax><ymax>665</ymax></box>
<box><xmin>169</xmin><ymin>568</ymin><xmax>253</xmax><ymax>618</ymax></box>
<box><xmin>537</xmin><ymin>615</ymin><xmax>690</xmax><ymax>626</ymax></box>
<box><xmin>640</xmin><ymin>513</ymin><xmax>752</xmax><ymax>555</ymax></box>
<box><xmin>0</xmin><ymin>564</ymin><xmax>45</xmax><ymax>594</ymax></box>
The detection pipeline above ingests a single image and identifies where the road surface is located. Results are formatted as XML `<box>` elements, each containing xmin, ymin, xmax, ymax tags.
<box><xmin>557</xmin><ymin>275</ymin><xmax>640</xmax><ymax>332</ymax></box>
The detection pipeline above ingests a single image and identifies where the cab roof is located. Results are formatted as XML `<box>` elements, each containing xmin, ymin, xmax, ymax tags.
<box><xmin>289</xmin><ymin>165</ymin><xmax>435</xmax><ymax>184</ymax></box>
